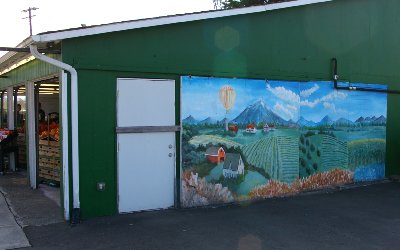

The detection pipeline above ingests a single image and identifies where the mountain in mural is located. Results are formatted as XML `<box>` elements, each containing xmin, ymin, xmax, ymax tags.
<box><xmin>218</xmin><ymin>118</ymin><xmax>229</xmax><ymax>125</ymax></box>
<box><xmin>198</xmin><ymin>117</ymin><xmax>217</xmax><ymax>125</ymax></box>
<box><xmin>355</xmin><ymin>116</ymin><xmax>365</xmax><ymax>123</ymax></box>
<box><xmin>318</xmin><ymin>115</ymin><xmax>334</xmax><ymax>126</ymax></box>
<box><xmin>232</xmin><ymin>100</ymin><xmax>287</xmax><ymax>125</ymax></box>
<box><xmin>374</xmin><ymin>115</ymin><xmax>387</xmax><ymax>124</ymax></box>
<box><xmin>333</xmin><ymin>118</ymin><xmax>355</xmax><ymax>127</ymax></box>
<box><xmin>355</xmin><ymin>115</ymin><xmax>386</xmax><ymax>125</ymax></box>
<box><xmin>182</xmin><ymin>115</ymin><xmax>198</xmax><ymax>125</ymax></box>
<box><xmin>297</xmin><ymin>116</ymin><xmax>317</xmax><ymax>127</ymax></box>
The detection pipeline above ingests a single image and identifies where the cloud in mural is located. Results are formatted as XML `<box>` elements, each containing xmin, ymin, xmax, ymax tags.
<box><xmin>323</xmin><ymin>102</ymin><xmax>337</xmax><ymax>113</ymax></box>
<box><xmin>323</xmin><ymin>102</ymin><xmax>347</xmax><ymax>114</ymax></box>
<box><xmin>266</xmin><ymin>84</ymin><xmax>300</xmax><ymax>104</ymax></box>
<box><xmin>300</xmin><ymin>84</ymin><xmax>320</xmax><ymax>98</ymax></box>
<box><xmin>319</xmin><ymin>90</ymin><xmax>347</xmax><ymax>102</ymax></box>
<box><xmin>273</xmin><ymin>102</ymin><xmax>298</xmax><ymax>120</ymax></box>
<box><xmin>267</xmin><ymin>84</ymin><xmax>348</xmax><ymax>109</ymax></box>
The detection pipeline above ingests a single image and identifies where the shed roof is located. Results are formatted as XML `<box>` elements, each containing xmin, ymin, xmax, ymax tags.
<box><xmin>223</xmin><ymin>153</ymin><xmax>242</xmax><ymax>171</ymax></box>
<box><xmin>32</xmin><ymin>0</ymin><xmax>332</xmax><ymax>43</ymax></box>
<box><xmin>205</xmin><ymin>146</ymin><xmax>224</xmax><ymax>156</ymax></box>
<box><xmin>1</xmin><ymin>0</ymin><xmax>332</xmax><ymax>75</ymax></box>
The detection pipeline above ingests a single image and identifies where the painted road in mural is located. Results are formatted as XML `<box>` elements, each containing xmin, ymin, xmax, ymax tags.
<box><xmin>181</xmin><ymin>76</ymin><xmax>387</xmax><ymax>207</ymax></box>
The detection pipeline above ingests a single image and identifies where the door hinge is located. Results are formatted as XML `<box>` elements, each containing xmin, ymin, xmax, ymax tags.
<box><xmin>117</xmin><ymin>142</ymin><xmax>119</xmax><ymax>152</ymax></box>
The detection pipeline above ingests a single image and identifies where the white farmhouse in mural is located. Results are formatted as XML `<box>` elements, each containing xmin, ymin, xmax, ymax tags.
<box><xmin>223</xmin><ymin>153</ymin><xmax>245</xmax><ymax>178</ymax></box>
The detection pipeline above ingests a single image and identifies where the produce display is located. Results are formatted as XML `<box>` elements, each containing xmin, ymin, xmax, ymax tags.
<box><xmin>39</xmin><ymin>122</ymin><xmax>60</xmax><ymax>141</ymax></box>
<box><xmin>0</xmin><ymin>128</ymin><xmax>12</xmax><ymax>141</ymax></box>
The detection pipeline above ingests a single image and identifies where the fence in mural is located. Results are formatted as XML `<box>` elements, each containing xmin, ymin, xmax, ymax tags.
<box><xmin>181</xmin><ymin>76</ymin><xmax>387</xmax><ymax>207</ymax></box>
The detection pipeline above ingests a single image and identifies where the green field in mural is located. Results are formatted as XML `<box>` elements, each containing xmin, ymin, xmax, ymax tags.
<box><xmin>181</xmin><ymin>76</ymin><xmax>387</xmax><ymax>207</ymax></box>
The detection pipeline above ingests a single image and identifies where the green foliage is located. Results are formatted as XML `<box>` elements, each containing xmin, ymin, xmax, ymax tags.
<box><xmin>313</xmin><ymin>163</ymin><xmax>318</xmax><ymax>170</ymax></box>
<box><xmin>301</xmin><ymin>146</ymin><xmax>306</xmax><ymax>154</ymax></box>
<box><xmin>318</xmin><ymin>129</ymin><xmax>336</xmax><ymax>138</ymax></box>
<box><xmin>257</xmin><ymin>122</ymin><xmax>265</xmax><ymax>129</ymax></box>
<box><xmin>310</xmin><ymin>144</ymin><xmax>316</xmax><ymax>152</ymax></box>
<box><xmin>307</xmin><ymin>151</ymin><xmax>312</xmax><ymax>160</ymax></box>
<box><xmin>214</xmin><ymin>172</ymin><xmax>245</xmax><ymax>190</ymax></box>
<box><xmin>246</xmin><ymin>164</ymin><xmax>270</xmax><ymax>178</ymax></box>
<box><xmin>317</xmin><ymin>149</ymin><xmax>321</xmax><ymax>157</ymax></box>
<box><xmin>299</xmin><ymin>157</ymin><xmax>306</xmax><ymax>168</ymax></box>
<box><xmin>188</xmin><ymin>162</ymin><xmax>217</xmax><ymax>178</ymax></box>
<box><xmin>348</xmin><ymin>139</ymin><xmax>386</xmax><ymax>170</ymax></box>
<box><xmin>306</xmin><ymin>139</ymin><xmax>310</xmax><ymax>146</ymax></box>
<box><xmin>300</xmin><ymin>134</ymin><xmax>305</xmax><ymax>145</ymax></box>
<box><xmin>196</xmin><ymin>144</ymin><xmax>206</xmax><ymax>152</ymax></box>
<box><xmin>304</xmin><ymin>131</ymin><xmax>316</xmax><ymax>137</ymax></box>
<box><xmin>213</xmin><ymin>0</ymin><xmax>292</xmax><ymax>9</ymax></box>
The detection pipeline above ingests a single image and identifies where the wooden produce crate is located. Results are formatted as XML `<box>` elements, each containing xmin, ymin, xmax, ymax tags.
<box><xmin>17</xmin><ymin>134</ymin><xmax>27</xmax><ymax>166</ymax></box>
<box><xmin>38</xmin><ymin>139</ymin><xmax>60</xmax><ymax>182</ymax></box>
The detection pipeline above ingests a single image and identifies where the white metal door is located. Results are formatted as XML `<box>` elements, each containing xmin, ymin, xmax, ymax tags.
<box><xmin>117</xmin><ymin>78</ymin><xmax>176</xmax><ymax>213</ymax></box>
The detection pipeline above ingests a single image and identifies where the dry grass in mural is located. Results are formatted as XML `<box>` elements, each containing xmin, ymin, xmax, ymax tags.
<box><xmin>248</xmin><ymin>180</ymin><xmax>293</xmax><ymax>199</ymax></box>
<box><xmin>181</xmin><ymin>171</ymin><xmax>234</xmax><ymax>207</ymax></box>
<box><xmin>249</xmin><ymin>169</ymin><xmax>353</xmax><ymax>199</ymax></box>
<box><xmin>292</xmin><ymin>169</ymin><xmax>353</xmax><ymax>191</ymax></box>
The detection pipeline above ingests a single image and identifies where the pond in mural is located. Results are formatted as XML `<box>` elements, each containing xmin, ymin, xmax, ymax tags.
<box><xmin>181</xmin><ymin>76</ymin><xmax>387</xmax><ymax>208</ymax></box>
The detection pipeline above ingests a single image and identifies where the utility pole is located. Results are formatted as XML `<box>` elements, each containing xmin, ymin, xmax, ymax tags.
<box><xmin>22</xmin><ymin>7</ymin><xmax>39</xmax><ymax>36</ymax></box>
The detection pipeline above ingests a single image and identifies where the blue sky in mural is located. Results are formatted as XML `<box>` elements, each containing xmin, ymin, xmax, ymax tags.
<box><xmin>181</xmin><ymin>76</ymin><xmax>387</xmax><ymax>123</ymax></box>
<box><xmin>300</xmin><ymin>81</ymin><xmax>387</xmax><ymax>122</ymax></box>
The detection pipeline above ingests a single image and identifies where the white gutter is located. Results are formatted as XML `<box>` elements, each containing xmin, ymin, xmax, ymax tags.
<box><xmin>29</xmin><ymin>45</ymin><xmax>80</xmax><ymax>222</ymax></box>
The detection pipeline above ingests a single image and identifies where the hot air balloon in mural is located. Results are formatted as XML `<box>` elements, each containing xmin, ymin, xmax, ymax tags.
<box><xmin>219</xmin><ymin>85</ymin><xmax>236</xmax><ymax>131</ymax></box>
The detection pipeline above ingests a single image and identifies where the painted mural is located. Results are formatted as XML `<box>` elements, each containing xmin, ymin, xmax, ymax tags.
<box><xmin>181</xmin><ymin>76</ymin><xmax>387</xmax><ymax>207</ymax></box>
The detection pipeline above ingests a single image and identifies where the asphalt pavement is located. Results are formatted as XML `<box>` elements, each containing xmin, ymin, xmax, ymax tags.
<box><xmin>18</xmin><ymin>181</ymin><xmax>400</xmax><ymax>249</ymax></box>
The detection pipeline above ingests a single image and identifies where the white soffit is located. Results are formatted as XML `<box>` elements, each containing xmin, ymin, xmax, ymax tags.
<box><xmin>32</xmin><ymin>0</ymin><xmax>332</xmax><ymax>43</ymax></box>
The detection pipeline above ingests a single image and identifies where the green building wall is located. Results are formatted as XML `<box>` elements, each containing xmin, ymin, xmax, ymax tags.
<box><xmin>61</xmin><ymin>0</ymin><xmax>400</xmax><ymax>218</ymax></box>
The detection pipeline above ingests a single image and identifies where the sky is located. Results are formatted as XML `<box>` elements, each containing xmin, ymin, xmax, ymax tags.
<box><xmin>0</xmin><ymin>0</ymin><xmax>214</xmax><ymax>56</ymax></box>
<box><xmin>182</xmin><ymin>76</ymin><xmax>388</xmax><ymax>123</ymax></box>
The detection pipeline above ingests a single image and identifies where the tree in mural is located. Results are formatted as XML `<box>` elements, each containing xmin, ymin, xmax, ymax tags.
<box><xmin>219</xmin><ymin>85</ymin><xmax>236</xmax><ymax>131</ymax></box>
<box><xmin>213</xmin><ymin>0</ymin><xmax>294</xmax><ymax>9</ymax></box>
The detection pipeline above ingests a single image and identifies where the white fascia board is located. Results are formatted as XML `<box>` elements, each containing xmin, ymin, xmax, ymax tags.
<box><xmin>32</xmin><ymin>0</ymin><xmax>332</xmax><ymax>43</ymax></box>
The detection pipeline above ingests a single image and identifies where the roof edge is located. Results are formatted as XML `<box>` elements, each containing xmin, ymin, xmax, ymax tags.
<box><xmin>0</xmin><ymin>37</ymin><xmax>33</xmax><ymax>66</ymax></box>
<box><xmin>32</xmin><ymin>0</ymin><xmax>332</xmax><ymax>43</ymax></box>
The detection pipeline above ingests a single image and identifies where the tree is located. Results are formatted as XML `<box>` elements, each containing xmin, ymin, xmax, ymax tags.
<box><xmin>214</xmin><ymin>0</ymin><xmax>294</xmax><ymax>9</ymax></box>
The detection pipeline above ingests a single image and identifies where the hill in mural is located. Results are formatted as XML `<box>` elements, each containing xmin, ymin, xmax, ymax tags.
<box><xmin>297</xmin><ymin>116</ymin><xmax>317</xmax><ymax>127</ymax></box>
<box><xmin>183</xmin><ymin>115</ymin><xmax>198</xmax><ymax>125</ymax></box>
<box><xmin>333</xmin><ymin>118</ymin><xmax>355</xmax><ymax>127</ymax></box>
<box><xmin>242</xmin><ymin>136</ymin><xmax>299</xmax><ymax>184</ymax></box>
<box><xmin>318</xmin><ymin>115</ymin><xmax>334</xmax><ymax>126</ymax></box>
<box><xmin>198</xmin><ymin>117</ymin><xmax>217</xmax><ymax>125</ymax></box>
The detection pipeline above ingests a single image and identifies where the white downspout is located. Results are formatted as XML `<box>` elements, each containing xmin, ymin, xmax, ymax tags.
<box><xmin>29</xmin><ymin>45</ymin><xmax>80</xmax><ymax>223</ymax></box>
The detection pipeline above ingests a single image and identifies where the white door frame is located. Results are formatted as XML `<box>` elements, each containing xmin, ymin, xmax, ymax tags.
<box><xmin>116</xmin><ymin>78</ymin><xmax>178</xmax><ymax>212</ymax></box>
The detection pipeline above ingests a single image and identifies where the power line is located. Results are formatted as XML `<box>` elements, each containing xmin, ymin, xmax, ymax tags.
<box><xmin>22</xmin><ymin>7</ymin><xmax>39</xmax><ymax>36</ymax></box>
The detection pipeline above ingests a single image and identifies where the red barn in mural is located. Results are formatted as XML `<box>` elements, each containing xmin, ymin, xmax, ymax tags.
<box><xmin>205</xmin><ymin>146</ymin><xmax>225</xmax><ymax>164</ymax></box>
